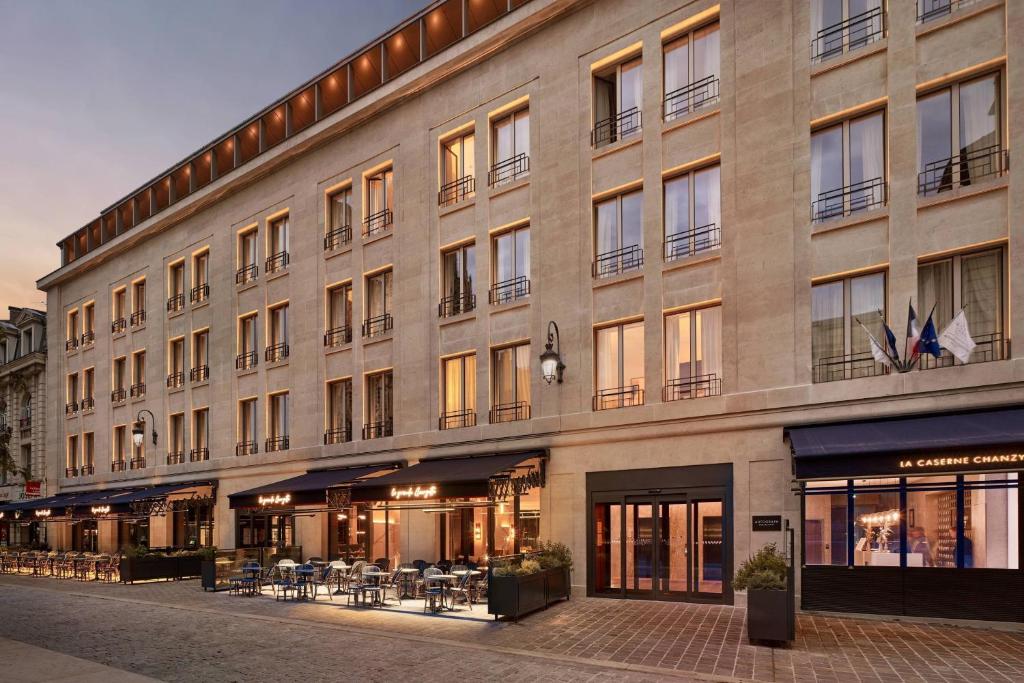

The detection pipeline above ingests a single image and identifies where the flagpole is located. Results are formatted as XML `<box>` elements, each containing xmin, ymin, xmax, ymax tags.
<box><xmin>908</xmin><ymin>303</ymin><xmax>937</xmax><ymax>368</ymax></box>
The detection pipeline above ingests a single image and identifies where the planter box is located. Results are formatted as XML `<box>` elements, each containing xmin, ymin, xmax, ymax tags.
<box><xmin>120</xmin><ymin>555</ymin><xmax>202</xmax><ymax>584</ymax></box>
<box><xmin>488</xmin><ymin>567</ymin><xmax>570</xmax><ymax>621</ymax></box>
<box><xmin>747</xmin><ymin>588</ymin><xmax>795</xmax><ymax>643</ymax></box>
<box><xmin>201</xmin><ymin>561</ymin><xmax>218</xmax><ymax>590</ymax></box>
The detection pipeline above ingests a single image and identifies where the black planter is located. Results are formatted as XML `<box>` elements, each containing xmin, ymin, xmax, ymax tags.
<box><xmin>746</xmin><ymin>589</ymin><xmax>794</xmax><ymax>643</ymax></box>
<box><xmin>488</xmin><ymin>567</ymin><xmax>571</xmax><ymax>622</ymax></box>
<box><xmin>120</xmin><ymin>555</ymin><xmax>202</xmax><ymax>584</ymax></box>
<box><xmin>201</xmin><ymin>561</ymin><xmax>217</xmax><ymax>590</ymax></box>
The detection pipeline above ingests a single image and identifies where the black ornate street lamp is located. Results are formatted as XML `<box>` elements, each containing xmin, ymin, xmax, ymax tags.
<box><xmin>132</xmin><ymin>409</ymin><xmax>158</xmax><ymax>447</ymax></box>
<box><xmin>539</xmin><ymin>320</ymin><xmax>566</xmax><ymax>384</ymax></box>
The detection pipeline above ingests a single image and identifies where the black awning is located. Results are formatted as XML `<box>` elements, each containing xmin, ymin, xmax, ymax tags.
<box><xmin>229</xmin><ymin>465</ymin><xmax>395</xmax><ymax>508</ymax></box>
<box><xmin>351</xmin><ymin>451</ymin><xmax>545</xmax><ymax>502</ymax></box>
<box><xmin>787</xmin><ymin>406</ymin><xmax>1024</xmax><ymax>479</ymax></box>
<box><xmin>97</xmin><ymin>481</ymin><xmax>214</xmax><ymax>514</ymax></box>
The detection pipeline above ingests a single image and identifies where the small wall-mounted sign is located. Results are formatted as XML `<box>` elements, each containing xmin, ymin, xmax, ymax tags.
<box><xmin>91</xmin><ymin>505</ymin><xmax>111</xmax><ymax>515</ymax></box>
<box><xmin>258</xmin><ymin>493</ymin><xmax>291</xmax><ymax>506</ymax></box>
<box><xmin>390</xmin><ymin>484</ymin><xmax>438</xmax><ymax>500</ymax></box>
<box><xmin>752</xmin><ymin>515</ymin><xmax>782</xmax><ymax>532</ymax></box>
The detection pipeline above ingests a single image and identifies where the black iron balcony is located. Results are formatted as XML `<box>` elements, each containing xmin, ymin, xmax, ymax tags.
<box><xmin>81</xmin><ymin>464</ymin><xmax>94</xmax><ymax>476</ymax></box>
<box><xmin>362</xmin><ymin>313</ymin><xmax>393</xmax><ymax>338</ymax></box>
<box><xmin>813</xmin><ymin>351</ymin><xmax>890</xmax><ymax>384</ymax></box>
<box><xmin>439</xmin><ymin>409</ymin><xmax>476</xmax><ymax>430</ymax></box>
<box><xmin>917</xmin><ymin>0</ymin><xmax>968</xmax><ymax>23</ymax></box>
<box><xmin>130</xmin><ymin>310</ymin><xmax>146</xmax><ymax>327</ymax></box>
<box><xmin>593</xmin><ymin>385</ymin><xmax>645</xmax><ymax>411</ymax></box>
<box><xmin>324</xmin><ymin>326</ymin><xmax>353</xmax><ymax>347</ymax></box>
<box><xmin>166</xmin><ymin>372</ymin><xmax>184</xmax><ymax>389</ymax></box>
<box><xmin>265</xmin><ymin>343</ymin><xmax>290</xmax><ymax>363</ymax></box>
<box><xmin>265</xmin><ymin>436</ymin><xmax>290</xmax><ymax>453</ymax></box>
<box><xmin>439</xmin><ymin>292</ymin><xmax>476</xmax><ymax>318</ymax></box>
<box><xmin>811</xmin><ymin>177</ymin><xmax>887</xmax><ymax>223</ymax></box>
<box><xmin>438</xmin><ymin>175</ymin><xmax>475</xmax><ymax>207</ymax></box>
<box><xmin>235</xmin><ymin>351</ymin><xmax>258</xmax><ymax>370</ymax></box>
<box><xmin>487</xmin><ymin>152</ymin><xmax>529</xmax><ymax>187</ymax></box>
<box><xmin>236</xmin><ymin>263</ymin><xmax>258</xmax><ymax>285</ymax></box>
<box><xmin>129</xmin><ymin>457</ymin><xmax>147</xmax><ymax>470</ymax></box>
<box><xmin>811</xmin><ymin>7</ymin><xmax>885</xmax><ymax>63</ymax></box>
<box><xmin>111</xmin><ymin>459</ymin><xmax>127</xmax><ymax>472</ymax></box>
<box><xmin>81</xmin><ymin>330</ymin><xmax>95</xmax><ymax>346</ymax></box>
<box><xmin>362</xmin><ymin>208</ymin><xmax>393</xmax><ymax>238</ymax></box>
<box><xmin>81</xmin><ymin>397</ymin><xmax>95</xmax><ymax>411</ymax></box>
<box><xmin>362</xmin><ymin>419</ymin><xmax>394</xmax><ymax>440</ymax></box>
<box><xmin>488</xmin><ymin>276</ymin><xmax>530</xmax><ymax>305</ymax></box>
<box><xmin>591</xmin><ymin>107</ymin><xmax>641</xmax><ymax>148</ymax></box>
<box><xmin>324</xmin><ymin>427</ymin><xmax>352</xmax><ymax>445</ymax></box>
<box><xmin>65</xmin><ymin>337</ymin><xmax>78</xmax><ymax>352</ymax></box>
<box><xmin>593</xmin><ymin>244</ymin><xmax>644</xmax><ymax>278</ymax></box>
<box><xmin>190</xmin><ymin>283</ymin><xmax>210</xmax><ymax>304</ymax></box>
<box><xmin>65</xmin><ymin>467</ymin><xmax>78</xmax><ymax>478</ymax></box>
<box><xmin>111</xmin><ymin>388</ymin><xmax>127</xmax><ymax>403</ymax></box>
<box><xmin>918</xmin><ymin>144</ymin><xmax>1008</xmax><ymax>196</ymax></box>
<box><xmin>919</xmin><ymin>332</ymin><xmax>1009</xmax><ymax>371</ymax></box>
<box><xmin>189</xmin><ymin>365</ymin><xmax>210</xmax><ymax>382</ymax></box>
<box><xmin>129</xmin><ymin>383</ymin><xmax>146</xmax><ymax>399</ymax></box>
<box><xmin>190</xmin><ymin>447</ymin><xmax>209</xmax><ymax>462</ymax></box>
<box><xmin>665</xmin><ymin>223</ymin><xmax>720</xmax><ymax>261</ymax></box>
<box><xmin>236</xmin><ymin>441</ymin><xmax>258</xmax><ymax>457</ymax></box>
<box><xmin>664</xmin><ymin>75</ymin><xmax>720</xmax><ymax>121</ymax></box>
<box><xmin>489</xmin><ymin>401</ymin><xmax>530</xmax><ymax>424</ymax></box>
<box><xmin>111</xmin><ymin>318</ymin><xmax>126</xmax><ymax>334</ymax></box>
<box><xmin>663</xmin><ymin>373</ymin><xmax>723</xmax><ymax>402</ymax></box>
<box><xmin>166</xmin><ymin>293</ymin><xmax>185</xmax><ymax>313</ymax></box>
<box><xmin>324</xmin><ymin>225</ymin><xmax>352</xmax><ymax>251</ymax></box>
<box><xmin>265</xmin><ymin>251</ymin><xmax>289</xmax><ymax>274</ymax></box>
<box><xmin>167</xmin><ymin>452</ymin><xmax>185</xmax><ymax>465</ymax></box>
<box><xmin>64</xmin><ymin>402</ymin><xmax>78</xmax><ymax>416</ymax></box>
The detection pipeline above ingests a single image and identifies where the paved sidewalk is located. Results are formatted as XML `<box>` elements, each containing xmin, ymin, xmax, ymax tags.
<box><xmin>1</xmin><ymin>575</ymin><xmax>1023</xmax><ymax>682</ymax></box>
<box><xmin>0</xmin><ymin>636</ymin><xmax>161</xmax><ymax>682</ymax></box>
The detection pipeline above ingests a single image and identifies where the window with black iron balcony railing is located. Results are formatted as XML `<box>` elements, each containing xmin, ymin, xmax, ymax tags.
<box><xmin>594</xmin><ymin>321</ymin><xmax>645</xmax><ymax>410</ymax></box>
<box><xmin>592</xmin><ymin>56</ymin><xmax>642</xmax><ymax>148</ymax></box>
<box><xmin>810</xmin><ymin>1</ymin><xmax>885</xmax><ymax>64</ymax></box>
<box><xmin>489</xmin><ymin>108</ymin><xmax>529</xmax><ymax>187</ymax></box>
<box><xmin>811</xmin><ymin>111</ymin><xmax>887</xmax><ymax>224</ymax></box>
<box><xmin>594</xmin><ymin>190</ymin><xmax>643</xmax><ymax>278</ymax></box>
<box><xmin>662</xmin><ymin>22</ymin><xmax>720</xmax><ymax>122</ymax></box>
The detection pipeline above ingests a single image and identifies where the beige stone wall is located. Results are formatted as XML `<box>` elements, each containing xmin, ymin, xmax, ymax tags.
<box><xmin>37</xmin><ymin>0</ymin><xmax>1023</xmax><ymax>599</ymax></box>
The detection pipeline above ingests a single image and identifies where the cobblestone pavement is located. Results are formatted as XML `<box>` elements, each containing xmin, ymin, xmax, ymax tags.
<box><xmin>1</xmin><ymin>575</ymin><xmax>1023</xmax><ymax>682</ymax></box>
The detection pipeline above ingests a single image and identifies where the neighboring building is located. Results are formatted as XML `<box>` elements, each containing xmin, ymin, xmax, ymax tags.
<box><xmin>18</xmin><ymin>0</ymin><xmax>1024</xmax><ymax>621</ymax></box>
<box><xmin>0</xmin><ymin>307</ymin><xmax>48</xmax><ymax>546</ymax></box>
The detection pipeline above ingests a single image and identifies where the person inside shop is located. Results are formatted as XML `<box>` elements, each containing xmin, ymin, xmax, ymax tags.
<box><xmin>908</xmin><ymin>526</ymin><xmax>933</xmax><ymax>567</ymax></box>
<box><xmin>950</xmin><ymin>525</ymin><xmax>973</xmax><ymax>568</ymax></box>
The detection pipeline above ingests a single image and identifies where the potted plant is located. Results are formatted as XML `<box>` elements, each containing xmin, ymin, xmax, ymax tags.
<box><xmin>199</xmin><ymin>547</ymin><xmax>219</xmax><ymax>590</ymax></box>
<box><xmin>734</xmin><ymin>543</ymin><xmax>794</xmax><ymax>644</ymax></box>
<box><xmin>488</xmin><ymin>541</ymin><xmax>573</xmax><ymax>621</ymax></box>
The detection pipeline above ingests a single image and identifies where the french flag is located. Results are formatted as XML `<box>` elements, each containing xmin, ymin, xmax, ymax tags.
<box><xmin>906</xmin><ymin>303</ymin><xmax>920</xmax><ymax>356</ymax></box>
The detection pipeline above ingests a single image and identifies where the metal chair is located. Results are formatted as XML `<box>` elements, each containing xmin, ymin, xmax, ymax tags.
<box><xmin>422</xmin><ymin>567</ymin><xmax>444</xmax><ymax>613</ymax></box>
<box><xmin>447</xmin><ymin>570</ymin><xmax>473</xmax><ymax>609</ymax></box>
<box><xmin>381</xmin><ymin>567</ymin><xmax>404</xmax><ymax>606</ymax></box>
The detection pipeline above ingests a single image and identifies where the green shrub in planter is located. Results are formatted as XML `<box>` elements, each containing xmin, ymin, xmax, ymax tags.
<box><xmin>733</xmin><ymin>543</ymin><xmax>787</xmax><ymax>591</ymax></box>
<box><xmin>734</xmin><ymin>543</ymin><xmax>793</xmax><ymax>644</ymax></box>
<box><xmin>517</xmin><ymin>558</ymin><xmax>541</xmax><ymax>575</ymax></box>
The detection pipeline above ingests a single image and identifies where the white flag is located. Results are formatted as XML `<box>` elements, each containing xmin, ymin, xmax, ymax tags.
<box><xmin>868</xmin><ymin>332</ymin><xmax>893</xmax><ymax>369</ymax></box>
<box><xmin>938</xmin><ymin>310</ymin><xmax>976</xmax><ymax>364</ymax></box>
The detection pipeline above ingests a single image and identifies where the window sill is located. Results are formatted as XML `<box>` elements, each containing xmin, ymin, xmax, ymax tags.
<box><xmin>112</xmin><ymin>330</ymin><xmax>127</xmax><ymax>341</ymax></box>
<box><xmin>439</xmin><ymin>197</ymin><xmax>475</xmax><ymax>218</ymax></box>
<box><xmin>82</xmin><ymin>407</ymin><xmax>95</xmax><ymax>416</ymax></box>
<box><xmin>64</xmin><ymin>412</ymin><xmax>79</xmax><ymax>421</ymax></box>
<box><xmin>191</xmin><ymin>378</ymin><xmax>210</xmax><ymax>389</ymax></box>
<box><xmin>662</xmin><ymin>250</ymin><xmax>722</xmax><ymax>274</ymax></box>
<box><xmin>130</xmin><ymin>323</ymin><xmax>147</xmax><ymax>333</ymax></box>
<box><xmin>266</xmin><ymin>358</ymin><xmax>289</xmax><ymax>370</ymax></box>
<box><xmin>325</xmin><ymin>244</ymin><xmax>353</xmax><ymax>261</ymax></box>
<box><xmin>81</xmin><ymin>343</ymin><xmax>95</xmax><ymax>353</ymax></box>
<box><xmin>592</xmin><ymin>269</ymin><xmax>644</xmax><ymax>289</ymax></box>
<box><xmin>810</xmin><ymin>38</ymin><xmax>887</xmax><ymax>78</ymax></box>
<box><xmin>811</xmin><ymin>206</ymin><xmax>888</xmax><ymax>236</ymax></box>
<box><xmin>168</xmin><ymin>385</ymin><xmax>185</xmax><ymax>395</ymax></box>
<box><xmin>439</xmin><ymin>310</ymin><xmax>476</xmax><ymax>327</ymax></box>
<box><xmin>168</xmin><ymin>309</ymin><xmax>185</xmax><ymax>320</ymax></box>
<box><xmin>592</xmin><ymin>134</ymin><xmax>642</xmax><ymax>161</ymax></box>
<box><xmin>236</xmin><ymin>280</ymin><xmax>259</xmax><ymax>294</ymax></box>
<box><xmin>363</xmin><ymin>229</ymin><xmax>393</xmax><ymax>247</ymax></box>
<box><xmin>489</xmin><ymin>298</ymin><xmax>530</xmax><ymax>313</ymax></box>
<box><xmin>662</xmin><ymin>106</ymin><xmax>720</xmax><ymax>135</ymax></box>
<box><xmin>916</xmin><ymin>0</ymin><xmax>1002</xmax><ymax>38</ymax></box>
<box><xmin>266</xmin><ymin>268</ymin><xmax>289</xmax><ymax>283</ymax></box>
<box><xmin>324</xmin><ymin>342</ymin><xmax>353</xmax><ymax>357</ymax></box>
<box><xmin>129</xmin><ymin>394</ymin><xmax>147</xmax><ymax>404</ymax></box>
<box><xmin>916</xmin><ymin>176</ymin><xmax>1008</xmax><ymax>212</ymax></box>
<box><xmin>488</xmin><ymin>175</ymin><xmax>529</xmax><ymax>200</ymax></box>
<box><xmin>236</xmin><ymin>367</ymin><xmax>258</xmax><ymax>378</ymax></box>
<box><xmin>362</xmin><ymin>332</ymin><xmax>393</xmax><ymax>348</ymax></box>
<box><xmin>65</xmin><ymin>347</ymin><xmax>78</xmax><ymax>356</ymax></box>
<box><xmin>191</xmin><ymin>299</ymin><xmax>210</xmax><ymax>312</ymax></box>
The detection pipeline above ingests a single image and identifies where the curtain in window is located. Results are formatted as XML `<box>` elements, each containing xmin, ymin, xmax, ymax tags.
<box><xmin>514</xmin><ymin>344</ymin><xmax>530</xmax><ymax>407</ymax></box>
<box><xmin>621</xmin><ymin>192</ymin><xmax>643</xmax><ymax>249</ymax></box>
<box><xmin>596</xmin><ymin>327</ymin><xmax>620</xmax><ymax>390</ymax></box>
<box><xmin>665</xmin><ymin>312</ymin><xmax>691</xmax><ymax>381</ymax></box>
<box><xmin>620</xmin><ymin>59</ymin><xmax>642</xmax><ymax>115</ymax></box>
<box><xmin>513</xmin><ymin>111</ymin><xmax>529</xmax><ymax>158</ymax></box>
<box><xmin>694</xmin><ymin>166</ymin><xmax>720</xmax><ymax>233</ymax></box>
<box><xmin>443</xmin><ymin>138</ymin><xmax>461</xmax><ymax>186</ymax></box>
<box><xmin>849</xmin><ymin>112</ymin><xmax>884</xmax><ymax>203</ymax></box>
<box><xmin>696</xmin><ymin>306</ymin><xmax>722</xmax><ymax>380</ymax></box>
<box><xmin>961</xmin><ymin>250</ymin><xmax>1001</xmax><ymax>344</ymax></box>
<box><xmin>811</xmin><ymin>126</ymin><xmax>843</xmax><ymax>210</ymax></box>
<box><xmin>849</xmin><ymin>272</ymin><xmax>884</xmax><ymax>356</ymax></box>
<box><xmin>811</xmin><ymin>0</ymin><xmax>844</xmax><ymax>38</ymax></box>
<box><xmin>664</xmin><ymin>175</ymin><xmax>689</xmax><ymax>238</ymax></box>
<box><xmin>959</xmin><ymin>75</ymin><xmax>999</xmax><ymax>184</ymax></box>
<box><xmin>917</xmin><ymin>90</ymin><xmax>952</xmax><ymax>189</ymax></box>
<box><xmin>811</xmin><ymin>281</ymin><xmax>844</xmax><ymax>364</ymax></box>
<box><xmin>493</xmin><ymin>347</ymin><xmax>514</xmax><ymax>406</ymax></box>
<box><xmin>663</xmin><ymin>37</ymin><xmax>688</xmax><ymax>99</ymax></box>
<box><xmin>692</xmin><ymin>23</ymin><xmax>719</xmax><ymax>83</ymax></box>
<box><xmin>514</xmin><ymin>228</ymin><xmax>530</xmax><ymax>280</ymax></box>
<box><xmin>622</xmin><ymin>322</ymin><xmax>645</xmax><ymax>390</ymax></box>
<box><xmin>330</xmin><ymin>190</ymin><xmax>351</xmax><ymax>229</ymax></box>
<box><xmin>917</xmin><ymin>260</ymin><xmax>953</xmax><ymax>332</ymax></box>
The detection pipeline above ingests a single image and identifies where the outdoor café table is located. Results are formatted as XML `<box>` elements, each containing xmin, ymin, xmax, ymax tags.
<box><xmin>398</xmin><ymin>567</ymin><xmax>419</xmax><ymax>598</ymax></box>
<box><xmin>295</xmin><ymin>565</ymin><xmax>317</xmax><ymax>600</ymax></box>
<box><xmin>359</xmin><ymin>569</ymin><xmax>385</xmax><ymax>607</ymax></box>
<box><xmin>328</xmin><ymin>563</ymin><xmax>349</xmax><ymax>596</ymax></box>
<box><xmin>427</xmin><ymin>574</ymin><xmax>458</xmax><ymax>611</ymax></box>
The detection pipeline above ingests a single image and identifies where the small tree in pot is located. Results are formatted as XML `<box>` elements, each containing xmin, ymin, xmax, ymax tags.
<box><xmin>733</xmin><ymin>543</ymin><xmax>794</xmax><ymax>644</ymax></box>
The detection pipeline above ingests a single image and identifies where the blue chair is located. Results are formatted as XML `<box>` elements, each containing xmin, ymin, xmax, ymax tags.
<box><xmin>422</xmin><ymin>567</ymin><xmax>444</xmax><ymax>613</ymax></box>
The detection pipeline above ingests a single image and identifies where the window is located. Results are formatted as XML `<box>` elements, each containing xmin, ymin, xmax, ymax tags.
<box><xmin>491</xmin><ymin>342</ymin><xmax>530</xmax><ymax>422</ymax></box>
<box><xmin>167</xmin><ymin>337</ymin><xmax>185</xmax><ymax>388</ymax></box>
<box><xmin>440</xmin><ymin>242</ymin><xmax>476</xmax><ymax>317</ymax></box>
<box><xmin>131</xmin><ymin>279</ymin><xmax>146</xmax><ymax>325</ymax></box>
<box><xmin>325</xmin><ymin>186</ymin><xmax>353</xmax><ymax>250</ymax></box>
<box><xmin>191</xmin><ymin>329</ymin><xmax>209</xmax><ymax>381</ymax></box>
<box><xmin>593</xmin><ymin>57</ymin><xmax>642</xmax><ymax>147</ymax></box>
<box><xmin>963</xmin><ymin>473</ymin><xmax>1019</xmax><ymax>569</ymax></box>
<box><xmin>83</xmin><ymin>367</ymin><xmax>95</xmax><ymax>409</ymax></box>
<box><xmin>364</xmin><ymin>167</ymin><xmax>394</xmax><ymax>237</ymax></box>
<box><xmin>664</xmin><ymin>165</ymin><xmax>721</xmax><ymax>260</ymax></box>
<box><xmin>440</xmin><ymin>131</ymin><xmax>475</xmax><ymax>206</ymax></box>
<box><xmin>489</xmin><ymin>107</ymin><xmax>529</xmax><ymax>186</ymax></box>
<box><xmin>811</xmin><ymin>111</ymin><xmax>886</xmax><ymax>222</ymax></box>
<box><xmin>192</xmin><ymin>250</ymin><xmax>210</xmax><ymax>302</ymax></box>
<box><xmin>917</xmin><ymin>73</ymin><xmax>1004</xmax><ymax>196</ymax></box>
<box><xmin>664</xmin><ymin>305</ymin><xmax>723</xmax><ymax>400</ymax></box>
<box><xmin>363</xmin><ymin>270</ymin><xmax>393</xmax><ymax>338</ymax></box>
<box><xmin>918</xmin><ymin>247</ymin><xmax>1006</xmax><ymax>367</ymax></box>
<box><xmin>267</xmin><ymin>303</ymin><xmax>289</xmax><ymax>362</ymax></box>
<box><xmin>441</xmin><ymin>353</ymin><xmax>476</xmax><ymax>429</ymax></box>
<box><xmin>20</xmin><ymin>329</ymin><xmax>32</xmax><ymax>356</ymax></box>
<box><xmin>168</xmin><ymin>261</ymin><xmax>185</xmax><ymax>312</ymax></box>
<box><xmin>326</xmin><ymin>378</ymin><xmax>353</xmax><ymax>444</ymax></box>
<box><xmin>112</xmin><ymin>356</ymin><xmax>127</xmax><ymax>401</ymax></box>
<box><xmin>66</xmin><ymin>309</ymin><xmax>79</xmax><ymax>350</ymax></box>
<box><xmin>131</xmin><ymin>426</ymin><xmax>146</xmax><ymax>468</ymax></box>
<box><xmin>237</xmin><ymin>314</ymin><xmax>258</xmax><ymax>369</ymax></box>
<box><xmin>131</xmin><ymin>350</ymin><xmax>146</xmax><ymax>397</ymax></box>
<box><xmin>82</xmin><ymin>302</ymin><xmax>95</xmax><ymax>344</ymax></box>
<box><xmin>113</xmin><ymin>425</ymin><xmax>127</xmax><ymax>469</ymax></box>
<box><xmin>266</xmin><ymin>215</ymin><xmax>290</xmax><ymax>273</ymax></box>
<box><xmin>593</xmin><ymin>190</ymin><xmax>643</xmax><ymax>277</ymax></box>
<box><xmin>594</xmin><ymin>321</ymin><xmax>645</xmax><ymax>410</ymax></box>
<box><xmin>192</xmin><ymin>408</ymin><xmax>209</xmax><ymax>461</ymax></box>
<box><xmin>238</xmin><ymin>398</ymin><xmax>258</xmax><ymax>455</ymax></box>
<box><xmin>267</xmin><ymin>392</ymin><xmax>289</xmax><ymax>451</ymax></box>
<box><xmin>112</xmin><ymin>288</ymin><xmax>127</xmax><ymax>332</ymax></box>
<box><xmin>325</xmin><ymin>282</ymin><xmax>353</xmax><ymax>346</ymax></box>
<box><xmin>663</xmin><ymin>22</ymin><xmax>720</xmax><ymax>121</ymax></box>
<box><xmin>803</xmin><ymin>480</ymin><xmax>849</xmax><ymax>566</ymax></box>
<box><xmin>811</xmin><ymin>271</ymin><xmax>887</xmax><ymax>382</ymax></box>
<box><xmin>66</xmin><ymin>435</ymin><xmax>79</xmax><ymax>476</ymax></box>
<box><xmin>237</xmin><ymin>227</ymin><xmax>259</xmax><ymax>284</ymax></box>
<box><xmin>83</xmin><ymin>433</ymin><xmax>94</xmax><ymax>474</ymax></box>
<box><xmin>853</xmin><ymin>478</ymin><xmax>902</xmax><ymax>566</ymax></box>
<box><xmin>490</xmin><ymin>225</ymin><xmax>530</xmax><ymax>304</ymax></box>
<box><xmin>364</xmin><ymin>370</ymin><xmax>394</xmax><ymax>439</ymax></box>
<box><xmin>66</xmin><ymin>372</ymin><xmax>79</xmax><ymax>415</ymax></box>
<box><xmin>169</xmin><ymin>413</ymin><xmax>185</xmax><ymax>464</ymax></box>
<box><xmin>810</xmin><ymin>0</ymin><xmax>884</xmax><ymax>63</ymax></box>
<box><xmin>918</xmin><ymin>0</ymin><xmax>976</xmax><ymax>23</ymax></box>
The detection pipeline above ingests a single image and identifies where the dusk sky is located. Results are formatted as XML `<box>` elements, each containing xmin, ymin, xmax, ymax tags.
<box><xmin>0</xmin><ymin>0</ymin><xmax>420</xmax><ymax>314</ymax></box>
